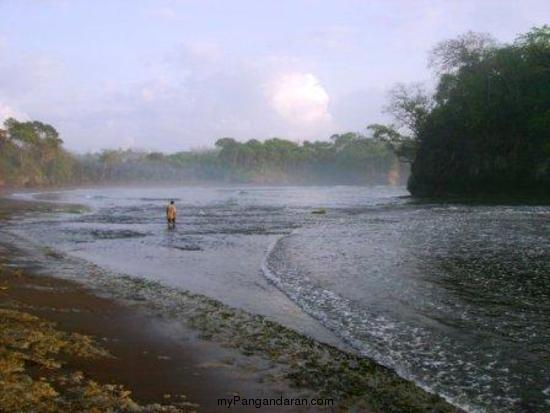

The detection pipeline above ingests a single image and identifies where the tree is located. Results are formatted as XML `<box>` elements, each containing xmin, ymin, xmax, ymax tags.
<box><xmin>428</xmin><ymin>31</ymin><xmax>497</xmax><ymax>74</ymax></box>
<box><xmin>367</xmin><ymin>83</ymin><xmax>432</xmax><ymax>164</ymax></box>
<box><xmin>386</xmin><ymin>83</ymin><xmax>433</xmax><ymax>137</ymax></box>
<box><xmin>367</xmin><ymin>124</ymin><xmax>416</xmax><ymax>163</ymax></box>
<box><xmin>0</xmin><ymin>118</ymin><xmax>78</xmax><ymax>186</ymax></box>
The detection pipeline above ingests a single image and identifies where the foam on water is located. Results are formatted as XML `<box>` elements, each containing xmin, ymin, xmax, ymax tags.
<box><xmin>262</xmin><ymin>205</ymin><xmax>550</xmax><ymax>413</ymax></box>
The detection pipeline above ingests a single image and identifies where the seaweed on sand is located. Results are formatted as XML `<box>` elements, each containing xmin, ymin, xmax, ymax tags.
<box><xmin>0</xmin><ymin>306</ymin><xmax>196</xmax><ymax>413</ymax></box>
<box><xmin>104</xmin><ymin>276</ymin><xmax>462</xmax><ymax>413</ymax></box>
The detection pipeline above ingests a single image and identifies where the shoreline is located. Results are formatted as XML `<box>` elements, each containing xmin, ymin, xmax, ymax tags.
<box><xmin>0</xmin><ymin>255</ymin><xmax>315</xmax><ymax>412</ymax></box>
<box><xmin>1</xmin><ymin>182</ymin><xmax>407</xmax><ymax>198</ymax></box>
<box><xmin>0</xmin><ymin>196</ymin><xmax>462</xmax><ymax>412</ymax></box>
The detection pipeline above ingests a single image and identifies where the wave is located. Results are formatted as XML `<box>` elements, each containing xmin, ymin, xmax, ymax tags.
<box><xmin>260</xmin><ymin>231</ymin><xmax>479</xmax><ymax>413</ymax></box>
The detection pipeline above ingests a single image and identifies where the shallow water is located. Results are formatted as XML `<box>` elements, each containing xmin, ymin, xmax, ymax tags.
<box><xmin>7</xmin><ymin>185</ymin><xmax>550</xmax><ymax>412</ymax></box>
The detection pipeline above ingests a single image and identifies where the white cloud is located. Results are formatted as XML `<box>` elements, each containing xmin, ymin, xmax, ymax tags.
<box><xmin>0</xmin><ymin>102</ymin><xmax>28</xmax><ymax>124</ymax></box>
<box><xmin>265</xmin><ymin>72</ymin><xmax>332</xmax><ymax>126</ymax></box>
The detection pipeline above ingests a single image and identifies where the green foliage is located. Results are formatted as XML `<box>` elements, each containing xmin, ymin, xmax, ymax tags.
<box><xmin>212</xmin><ymin>133</ymin><xmax>401</xmax><ymax>184</ymax></box>
<box><xmin>374</xmin><ymin>26</ymin><xmax>550</xmax><ymax>197</ymax></box>
<box><xmin>85</xmin><ymin>133</ymin><xmax>399</xmax><ymax>184</ymax></box>
<box><xmin>0</xmin><ymin>123</ymin><xmax>404</xmax><ymax>188</ymax></box>
<box><xmin>367</xmin><ymin>124</ymin><xmax>416</xmax><ymax>163</ymax></box>
<box><xmin>71</xmin><ymin>134</ymin><xmax>404</xmax><ymax>185</ymax></box>
<box><xmin>0</xmin><ymin>119</ymin><xmax>79</xmax><ymax>188</ymax></box>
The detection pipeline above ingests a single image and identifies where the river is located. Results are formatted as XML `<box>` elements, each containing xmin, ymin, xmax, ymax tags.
<box><xmin>7</xmin><ymin>185</ymin><xmax>550</xmax><ymax>412</ymax></box>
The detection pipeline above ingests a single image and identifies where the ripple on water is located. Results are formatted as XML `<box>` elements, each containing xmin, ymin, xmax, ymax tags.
<box><xmin>263</xmin><ymin>205</ymin><xmax>550</xmax><ymax>413</ymax></box>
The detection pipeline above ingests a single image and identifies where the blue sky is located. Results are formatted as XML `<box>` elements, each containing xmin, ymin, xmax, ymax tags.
<box><xmin>0</xmin><ymin>0</ymin><xmax>548</xmax><ymax>152</ymax></box>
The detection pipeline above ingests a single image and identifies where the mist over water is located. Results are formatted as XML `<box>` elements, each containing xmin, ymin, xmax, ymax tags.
<box><xmin>8</xmin><ymin>186</ymin><xmax>550</xmax><ymax>412</ymax></box>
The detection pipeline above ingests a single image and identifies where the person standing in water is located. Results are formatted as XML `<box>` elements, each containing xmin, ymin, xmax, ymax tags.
<box><xmin>166</xmin><ymin>200</ymin><xmax>177</xmax><ymax>229</ymax></box>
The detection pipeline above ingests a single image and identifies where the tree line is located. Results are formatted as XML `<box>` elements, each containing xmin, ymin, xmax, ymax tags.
<box><xmin>0</xmin><ymin>120</ymin><xmax>406</xmax><ymax>188</ymax></box>
<box><xmin>212</xmin><ymin>135</ymin><xmax>402</xmax><ymax>184</ymax></box>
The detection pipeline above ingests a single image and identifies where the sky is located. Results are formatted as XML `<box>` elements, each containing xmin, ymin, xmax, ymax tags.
<box><xmin>0</xmin><ymin>0</ymin><xmax>548</xmax><ymax>152</ymax></box>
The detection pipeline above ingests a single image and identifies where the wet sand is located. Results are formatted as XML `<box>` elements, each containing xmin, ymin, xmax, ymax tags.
<box><xmin>0</xmin><ymin>263</ymin><xmax>315</xmax><ymax>412</ymax></box>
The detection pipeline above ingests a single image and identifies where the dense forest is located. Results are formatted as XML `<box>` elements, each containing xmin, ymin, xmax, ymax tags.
<box><xmin>211</xmin><ymin>135</ymin><xmax>402</xmax><ymax>184</ymax></box>
<box><xmin>0</xmin><ymin>120</ymin><xmax>405</xmax><ymax>188</ymax></box>
<box><xmin>371</xmin><ymin>26</ymin><xmax>550</xmax><ymax>197</ymax></box>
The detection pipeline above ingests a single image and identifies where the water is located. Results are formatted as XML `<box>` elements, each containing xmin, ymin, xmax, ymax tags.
<box><xmin>6</xmin><ymin>185</ymin><xmax>550</xmax><ymax>412</ymax></box>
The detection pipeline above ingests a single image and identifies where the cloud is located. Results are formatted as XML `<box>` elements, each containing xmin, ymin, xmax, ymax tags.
<box><xmin>0</xmin><ymin>35</ymin><xmax>370</xmax><ymax>150</ymax></box>
<box><xmin>51</xmin><ymin>52</ymin><xmax>337</xmax><ymax>151</ymax></box>
<box><xmin>0</xmin><ymin>55</ymin><xmax>64</xmax><ymax>98</ymax></box>
<box><xmin>265</xmin><ymin>72</ymin><xmax>332</xmax><ymax>127</ymax></box>
<box><xmin>0</xmin><ymin>102</ymin><xmax>29</xmax><ymax>124</ymax></box>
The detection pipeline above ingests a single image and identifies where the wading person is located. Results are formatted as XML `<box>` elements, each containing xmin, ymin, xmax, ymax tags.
<box><xmin>166</xmin><ymin>200</ymin><xmax>177</xmax><ymax>229</ymax></box>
